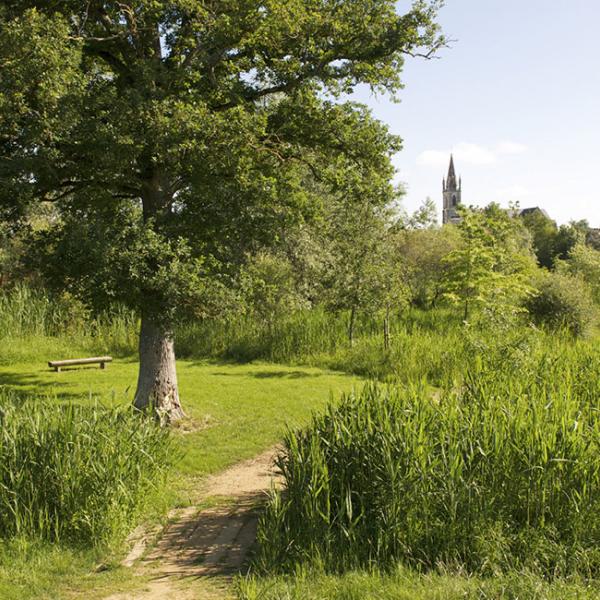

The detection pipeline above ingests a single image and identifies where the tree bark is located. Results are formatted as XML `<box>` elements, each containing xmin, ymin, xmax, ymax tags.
<box><xmin>134</xmin><ymin>168</ymin><xmax>185</xmax><ymax>423</ymax></box>
<box><xmin>134</xmin><ymin>312</ymin><xmax>185</xmax><ymax>424</ymax></box>
<box><xmin>348</xmin><ymin>306</ymin><xmax>356</xmax><ymax>347</ymax></box>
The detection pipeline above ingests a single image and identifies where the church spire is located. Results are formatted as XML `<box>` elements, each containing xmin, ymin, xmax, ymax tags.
<box><xmin>446</xmin><ymin>154</ymin><xmax>458</xmax><ymax>191</ymax></box>
<box><xmin>442</xmin><ymin>154</ymin><xmax>462</xmax><ymax>225</ymax></box>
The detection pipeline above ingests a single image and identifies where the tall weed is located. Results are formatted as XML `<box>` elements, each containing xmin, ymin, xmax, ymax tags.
<box><xmin>0</xmin><ymin>393</ymin><xmax>172</xmax><ymax>547</ymax></box>
<box><xmin>254</xmin><ymin>346</ymin><xmax>600</xmax><ymax>577</ymax></box>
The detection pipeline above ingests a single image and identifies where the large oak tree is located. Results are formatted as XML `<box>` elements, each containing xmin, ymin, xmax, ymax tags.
<box><xmin>0</xmin><ymin>1</ymin><xmax>443</xmax><ymax>421</ymax></box>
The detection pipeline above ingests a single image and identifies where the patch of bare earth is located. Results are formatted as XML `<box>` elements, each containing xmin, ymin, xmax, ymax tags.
<box><xmin>103</xmin><ymin>447</ymin><xmax>281</xmax><ymax>600</ymax></box>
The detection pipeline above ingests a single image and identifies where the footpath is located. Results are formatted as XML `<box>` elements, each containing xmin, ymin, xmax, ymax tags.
<box><xmin>104</xmin><ymin>447</ymin><xmax>280</xmax><ymax>600</ymax></box>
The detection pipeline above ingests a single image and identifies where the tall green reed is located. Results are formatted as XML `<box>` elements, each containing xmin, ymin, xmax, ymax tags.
<box><xmin>254</xmin><ymin>345</ymin><xmax>600</xmax><ymax>577</ymax></box>
<box><xmin>0</xmin><ymin>393</ymin><xmax>172</xmax><ymax>547</ymax></box>
<box><xmin>0</xmin><ymin>285</ymin><xmax>138</xmax><ymax>359</ymax></box>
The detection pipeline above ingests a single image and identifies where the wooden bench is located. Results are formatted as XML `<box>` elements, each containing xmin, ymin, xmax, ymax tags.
<box><xmin>48</xmin><ymin>356</ymin><xmax>113</xmax><ymax>372</ymax></box>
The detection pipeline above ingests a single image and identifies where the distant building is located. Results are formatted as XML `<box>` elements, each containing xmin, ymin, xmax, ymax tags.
<box><xmin>441</xmin><ymin>156</ymin><xmax>556</xmax><ymax>225</ymax></box>
<box><xmin>442</xmin><ymin>155</ymin><xmax>462</xmax><ymax>225</ymax></box>
<box><xmin>519</xmin><ymin>206</ymin><xmax>551</xmax><ymax>219</ymax></box>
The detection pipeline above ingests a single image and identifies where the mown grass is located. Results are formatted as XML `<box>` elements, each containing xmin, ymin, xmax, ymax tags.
<box><xmin>0</xmin><ymin>357</ymin><xmax>359</xmax><ymax>481</ymax></box>
<box><xmin>0</xmin><ymin>352</ymin><xmax>359</xmax><ymax>599</ymax></box>
<box><xmin>0</xmin><ymin>538</ymin><xmax>145</xmax><ymax>600</ymax></box>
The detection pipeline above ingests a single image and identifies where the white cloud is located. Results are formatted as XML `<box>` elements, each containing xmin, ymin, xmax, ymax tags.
<box><xmin>417</xmin><ymin>140</ymin><xmax>527</xmax><ymax>168</ymax></box>
<box><xmin>496</xmin><ymin>141</ymin><xmax>528</xmax><ymax>155</ymax></box>
<box><xmin>453</xmin><ymin>142</ymin><xmax>497</xmax><ymax>165</ymax></box>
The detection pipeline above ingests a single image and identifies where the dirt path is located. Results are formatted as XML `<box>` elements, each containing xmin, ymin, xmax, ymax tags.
<box><xmin>104</xmin><ymin>447</ymin><xmax>281</xmax><ymax>600</ymax></box>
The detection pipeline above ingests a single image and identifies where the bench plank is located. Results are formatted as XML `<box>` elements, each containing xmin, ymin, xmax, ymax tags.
<box><xmin>48</xmin><ymin>357</ymin><xmax>113</xmax><ymax>372</ymax></box>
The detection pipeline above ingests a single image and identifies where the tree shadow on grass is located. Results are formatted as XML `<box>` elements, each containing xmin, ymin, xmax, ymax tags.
<box><xmin>251</xmin><ymin>370</ymin><xmax>321</xmax><ymax>379</ymax></box>
<box><xmin>0</xmin><ymin>371</ymin><xmax>117</xmax><ymax>403</ymax></box>
<box><xmin>210</xmin><ymin>369</ymin><xmax>322</xmax><ymax>379</ymax></box>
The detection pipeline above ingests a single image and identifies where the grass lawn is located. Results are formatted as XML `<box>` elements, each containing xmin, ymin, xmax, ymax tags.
<box><xmin>237</xmin><ymin>570</ymin><xmax>600</xmax><ymax>600</ymax></box>
<box><xmin>0</xmin><ymin>348</ymin><xmax>360</xmax><ymax>600</ymax></box>
<box><xmin>0</xmin><ymin>352</ymin><xmax>359</xmax><ymax>479</ymax></box>
<box><xmin>2</xmin><ymin>345</ymin><xmax>598</xmax><ymax>600</ymax></box>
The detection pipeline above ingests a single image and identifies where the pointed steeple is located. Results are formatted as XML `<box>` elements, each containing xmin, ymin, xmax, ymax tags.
<box><xmin>446</xmin><ymin>154</ymin><xmax>458</xmax><ymax>191</ymax></box>
<box><xmin>442</xmin><ymin>154</ymin><xmax>462</xmax><ymax>225</ymax></box>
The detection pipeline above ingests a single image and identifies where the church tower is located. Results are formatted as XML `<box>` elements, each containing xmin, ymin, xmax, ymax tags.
<box><xmin>442</xmin><ymin>155</ymin><xmax>462</xmax><ymax>224</ymax></box>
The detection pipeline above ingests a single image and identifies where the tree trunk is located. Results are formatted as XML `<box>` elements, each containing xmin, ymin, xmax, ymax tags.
<box><xmin>134</xmin><ymin>313</ymin><xmax>185</xmax><ymax>424</ymax></box>
<box><xmin>348</xmin><ymin>306</ymin><xmax>356</xmax><ymax>348</ymax></box>
<box><xmin>134</xmin><ymin>168</ymin><xmax>184</xmax><ymax>424</ymax></box>
<box><xmin>383</xmin><ymin>307</ymin><xmax>390</xmax><ymax>351</ymax></box>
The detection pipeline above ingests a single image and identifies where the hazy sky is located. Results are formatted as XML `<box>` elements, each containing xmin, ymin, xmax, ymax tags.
<box><xmin>352</xmin><ymin>0</ymin><xmax>600</xmax><ymax>226</ymax></box>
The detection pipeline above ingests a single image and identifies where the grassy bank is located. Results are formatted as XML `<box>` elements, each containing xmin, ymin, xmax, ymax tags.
<box><xmin>237</xmin><ymin>569</ymin><xmax>600</xmax><ymax>600</ymax></box>
<box><xmin>0</xmin><ymin>354</ymin><xmax>358</xmax><ymax>599</ymax></box>
<box><xmin>1</xmin><ymin>287</ymin><xmax>599</xmax><ymax>599</ymax></box>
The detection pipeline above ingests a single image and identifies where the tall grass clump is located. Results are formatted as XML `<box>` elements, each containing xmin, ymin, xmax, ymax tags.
<box><xmin>176</xmin><ymin>308</ymin><xmax>353</xmax><ymax>363</ymax></box>
<box><xmin>0</xmin><ymin>285</ymin><xmax>138</xmax><ymax>361</ymax></box>
<box><xmin>255</xmin><ymin>349</ymin><xmax>600</xmax><ymax>578</ymax></box>
<box><xmin>0</xmin><ymin>285</ymin><xmax>72</xmax><ymax>338</ymax></box>
<box><xmin>176</xmin><ymin>306</ymin><xmax>467</xmax><ymax>386</ymax></box>
<box><xmin>527</xmin><ymin>272</ymin><xmax>598</xmax><ymax>338</ymax></box>
<box><xmin>325</xmin><ymin>325</ymin><xmax>465</xmax><ymax>386</ymax></box>
<box><xmin>0</xmin><ymin>393</ymin><xmax>171</xmax><ymax>547</ymax></box>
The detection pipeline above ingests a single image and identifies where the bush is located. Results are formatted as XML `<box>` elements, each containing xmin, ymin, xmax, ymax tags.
<box><xmin>254</xmin><ymin>353</ymin><xmax>600</xmax><ymax>577</ymax></box>
<box><xmin>0</xmin><ymin>395</ymin><xmax>172</xmax><ymax>546</ymax></box>
<box><xmin>526</xmin><ymin>272</ymin><xmax>597</xmax><ymax>337</ymax></box>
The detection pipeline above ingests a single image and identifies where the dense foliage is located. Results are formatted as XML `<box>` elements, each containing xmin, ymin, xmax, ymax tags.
<box><xmin>0</xmin><ymin>396</ymin><xmax>171</xmax><ymax>546</ymax></box>
<box><xmin>255</xmin><ymin>349</ymin><xmax>600</xmax><ymax>577</ymax></box>
<box><xmin>527</xmin><ymin>271</ymin><xmax>597</xmax><ymax>337</ymax></box>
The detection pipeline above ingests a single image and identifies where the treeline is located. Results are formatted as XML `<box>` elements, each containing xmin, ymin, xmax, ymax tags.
<box><xmin>2</xmin><ymin>195</ymin><xmax>600</xmax><ymax>346</ymax></box>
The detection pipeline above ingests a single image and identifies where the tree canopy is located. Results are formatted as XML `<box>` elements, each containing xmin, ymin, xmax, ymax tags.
<box><xmin>0</xmin><ymin>1</ymin><xmax>444</xmax><ymax>419</ymax></box>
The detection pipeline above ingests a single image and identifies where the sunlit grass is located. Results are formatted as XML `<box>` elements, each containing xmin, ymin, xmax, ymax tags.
<box><xmin>254</xmin><ymin>350</ymin><xmax>600</xmax><ymax>578</ymax></box>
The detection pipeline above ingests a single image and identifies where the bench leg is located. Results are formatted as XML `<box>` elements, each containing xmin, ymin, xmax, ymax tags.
<box><xmin>55</xmin><ymin>366</ymin><xmax>61</xmax><ymax>373</ymax></box>
<box><xmin>100</xmin><ymin>362</ymin><xmax>106</xmax><ymax>369</ymax></box>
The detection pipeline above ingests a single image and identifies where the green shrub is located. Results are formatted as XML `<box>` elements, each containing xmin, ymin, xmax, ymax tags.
<box><xmin>526</xmin><ymin>272</ymin><xmax>597</xmax><ymax>337</ymax></box>
<box><xmin>0</xmin><ymin>395</ymin><xmax>172</xmax><ymax>546</ymax></box>
<box><xmin>254</xmin><ymin>352</ymin><xmax>600</xmax><ymax>577</ymax></box>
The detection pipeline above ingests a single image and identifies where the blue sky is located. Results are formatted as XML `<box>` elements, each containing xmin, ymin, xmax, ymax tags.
<box><xmin>353</xmin><ymin>0</ymin><xmax>600</xmax><ymax>226</ymax></box>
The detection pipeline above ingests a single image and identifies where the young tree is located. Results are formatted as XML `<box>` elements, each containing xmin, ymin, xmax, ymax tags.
<box><xmin>0</xmin><ymin>2</ymin><xmax>444</xmax><ymax>420</ymax></box>
<box><xmin>323</xmin><ymin>201</ymin><xmax>385</xmax><ymax>346</ymax></box>
<box><xmin>553</xmin><ymin>223</ymin><xmax>584</xmax><ymax>263</ymax></box>
<box><xmin>407</xmin><ymin>197</ymin><xmax>438</xmax><ymax>229</ymax></box>
<box><xmin>375</xmin><ymin>235</ymin><xmax>410</xmax><ymax>350</ymax></box>
<box><xmin>240</xmin><ymin>249</ymin><xmax>308</xmax><ymax>323</ymax></box>
<box><xmin>394</xmin><ymin>225</ymin><xmax>460</xmax><ymax>307</ymax></box>
<box><xmin>521</xmin><ymin>210</ymin><xmax>558</xmax><ymax>269</ymax></box>
<box><xmin>556</xmin><ymin>242</ymin><xmax>600</xmax><ymax>305</ymax></box>
<box><xmin>442</xmin><ymin>206</ymin><xmax>534</xmax><ymax>322</ymax></box>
